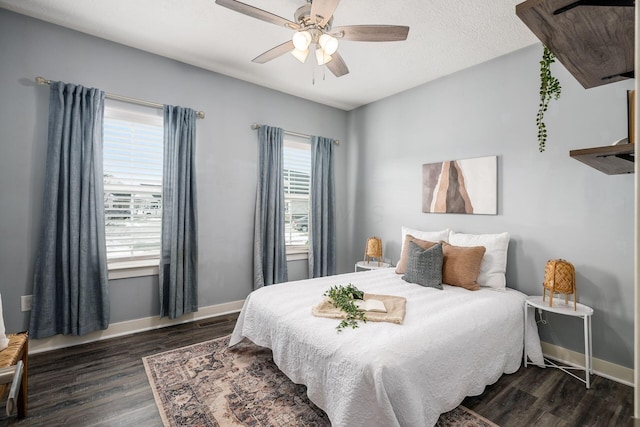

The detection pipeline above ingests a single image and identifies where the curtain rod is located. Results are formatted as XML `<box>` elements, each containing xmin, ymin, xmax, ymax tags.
<box><xmin>251</xmin><ymin>123</ymin><xmax>340</xmax><ymax>145</ymax></box>
<box><xmin>35</xmin><ymin>76</ymin><xmax>205</xmax><ymax>119</ymax></box>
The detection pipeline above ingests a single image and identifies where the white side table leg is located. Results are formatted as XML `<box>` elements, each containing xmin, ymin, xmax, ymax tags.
<box><xmin>583</xmin><ymin>314</ymin><xmax>590</xmax><ymax>389</ymax></box>
<box><xmin>589</xmin><ymin>315</ymin><xmax>593</xmax><ymax>375</ymax></box>
<box><xmin>524</xmin><ymin>303</ymin><xmax>529</xmax><ymax>367</ymax></box>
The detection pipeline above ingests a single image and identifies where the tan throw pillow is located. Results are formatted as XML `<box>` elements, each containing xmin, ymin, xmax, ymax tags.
<box><xmin>441</xmin><ymin>242</ymin><xmax>486</xmax><ymax>291</ymax></box>
<box><xmin>395</xmin><ymin>234</ymin><xmax>438</xmax><ymax>274</ymax></box>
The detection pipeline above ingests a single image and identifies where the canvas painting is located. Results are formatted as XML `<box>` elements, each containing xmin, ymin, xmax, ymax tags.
<box><xmin>422</xmin><ymin>155</ymin><xmax>497</xmax><ymax>215</ymax></box>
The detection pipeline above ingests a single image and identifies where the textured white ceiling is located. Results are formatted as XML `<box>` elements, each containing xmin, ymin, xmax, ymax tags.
<box><xmin>0</xmin><ymin>0</ymin><xmax>539</xmax><ymax>110</ymax></box>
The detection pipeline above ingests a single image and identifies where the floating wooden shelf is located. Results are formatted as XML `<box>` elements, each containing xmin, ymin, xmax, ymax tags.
<box><xmin>516</xmin><ymin>0</ymin><xmax>634</xmax><ymax>89</ymax></box>
<box><xmin>517</xmin><ymin>0</ymin><xmax>635</xmax><ymax>174</ymax></box>
<box><xmin>569</xmin><ymin>143</ymin><xmax>635</xmax><ymax>175</ymax></box>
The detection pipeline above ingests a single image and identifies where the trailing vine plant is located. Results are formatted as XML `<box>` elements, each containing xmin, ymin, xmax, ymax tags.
<box><xmin>323</xmin><ymin>284</ymin><xmax>366</xmax><ymax>332</ymax></box>
<box><xmin>537</xmin><ymin>46</ymin><xmax>562</xmax><ymax>152</ymax></box>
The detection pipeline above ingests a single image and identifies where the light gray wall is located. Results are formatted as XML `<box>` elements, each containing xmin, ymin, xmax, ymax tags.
<box><xmin>0</xmin><ymin>9</ymin><xmax>633</xmax><ymax>370</ymax></box>
<box><xmin>0</xmin><ymin>10</ymin><xmax>349</xmax><ymax>332</ymax></box>
<box><xmin>345</xmin><ymin>45</ymin><xmax>634</xmax><ymax>368</ymax></box>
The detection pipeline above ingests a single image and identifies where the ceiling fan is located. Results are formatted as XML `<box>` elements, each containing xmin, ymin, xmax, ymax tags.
<box><xmin>215</xmin><ymin>0</ymin><xmax>410</xmax><ymax>77</ymax></box>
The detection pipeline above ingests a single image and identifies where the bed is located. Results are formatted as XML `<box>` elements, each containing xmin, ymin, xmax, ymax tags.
<box><xmin>230</xmin><ymin>266</ymin><xmax>544</xmax><ymax>426</ymax></box>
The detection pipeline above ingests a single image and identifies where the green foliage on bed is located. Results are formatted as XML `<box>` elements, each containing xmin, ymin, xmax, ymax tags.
<box><xmin>324</xmin><ymin>284</ymin><xmax>367</xmax><ymax>332</ymax></box>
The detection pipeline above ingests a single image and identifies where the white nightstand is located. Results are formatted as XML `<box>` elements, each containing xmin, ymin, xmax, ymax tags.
<box><xmin>355</xmin><ymin>260</ymin><xmax>391</xmax><ymax>272</ymax></box>
<box><xmin>524</xmin><ymin>295</ymin><xmax>594</xmax><ymax>388</ymax></box>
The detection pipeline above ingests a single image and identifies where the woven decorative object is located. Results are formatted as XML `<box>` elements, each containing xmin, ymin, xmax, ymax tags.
<box><xmin>364</xmin><ymin>236</ymin><xmax>383</xmax><ymax>266</ymax></box>
<box><xmin>542</xmin><ymin>259</ymin><xmax>577</xmax><ymax>310</ymax></box>
<box><xmin>0</xmin><ymin>334</ymin><xmax>26</xmax><ymax>369</ymax></box>
<box><xmin>0</xmin><ymin>333</ymin><xmax>28</xmax><ymax>417</ymax></box>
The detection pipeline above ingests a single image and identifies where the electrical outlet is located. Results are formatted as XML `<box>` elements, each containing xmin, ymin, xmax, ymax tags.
<box><xmin>21</xmin><ymin>295</ymin><xmax>32</xmax><ymax>312</ymax></box>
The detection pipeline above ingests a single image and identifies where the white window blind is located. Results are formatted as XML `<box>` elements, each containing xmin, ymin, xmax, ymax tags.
<box><xmin>103</xmin><ymin>105</ymin><xmax>164</xmax><ymax>262</ymax></box>
<box><xmin>283</xmin><ymin>138</ymin><xmax>310</xmax><ymax>249</ymax></box>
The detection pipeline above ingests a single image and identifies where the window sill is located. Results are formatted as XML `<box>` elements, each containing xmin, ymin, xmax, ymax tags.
<box><xmin>287</xmin><ymin>247</ymin><xmax>308</xmax><ymax>261</ymax></box>
<box><xmin>108</xmin><ymin>259</ymin><xmax>159</xmax><ymax>280</ymax></box>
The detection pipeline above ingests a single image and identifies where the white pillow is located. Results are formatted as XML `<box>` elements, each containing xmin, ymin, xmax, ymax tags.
<box><xmin>399</xmin><ymin>226</ymin><xmax>450</xmax><ymax>263</ymax></box>
<box><xmin>448</xmin><ymin>231</ymin><xmax>510</xmax><ymax>290</ymax></box>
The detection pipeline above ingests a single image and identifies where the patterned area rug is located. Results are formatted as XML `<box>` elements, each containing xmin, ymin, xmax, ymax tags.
<box><xmin>143</xmin><ymin>335</ymin><xmax>498</xmax><ymax>427</ymax></box>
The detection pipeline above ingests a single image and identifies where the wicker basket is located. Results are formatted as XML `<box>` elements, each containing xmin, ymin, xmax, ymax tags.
<box><xmin>542</xmin><ymin>259</ymin><xmax>576</xmax><ymax>310</ymax></box>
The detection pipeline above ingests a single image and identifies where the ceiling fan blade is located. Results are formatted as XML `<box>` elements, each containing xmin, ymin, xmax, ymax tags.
<box><xmin>331</xmin><ymin>25</ymin><xmax>410</xmax><ymax>42</ymax></box>
<box><xmin>326</xmin><ymin>51</ymin><xmax>349</xmax><ymax>77</ymax></box>
<box><xmin>215</xmin><ymin>0</ymin><xmax>299</xmax><ymax>29</ymax></box>
<box><xmin>311</xmin><ymin>0</ymin><xmax>341</xmax><ymax>27</ymax></box>
<box><xmin>252</xmin><ymin>40</ymin><xmax>295</xmax><ymax>64</ymax></box>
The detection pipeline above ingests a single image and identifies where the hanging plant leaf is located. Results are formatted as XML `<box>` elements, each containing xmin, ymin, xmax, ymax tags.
<box><xmin>537</xmin><ymin>46</ymin><xmax>562</xmax><ymax>152</ymax></box>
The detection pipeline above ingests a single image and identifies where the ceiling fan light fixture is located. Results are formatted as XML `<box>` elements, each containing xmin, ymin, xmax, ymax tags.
<box><xmin>292</xmin><ymin>30</ymin><xmax>312</xmax><ymax>51</ymax></box>
<box><xmin>291</xmin><ymin>48</ymin><xmax>309</xmax><ymax>63</ymax></box>
<box><xmin>215</xmin><ymin>0</ymin><xmax>410</xmax><ymax>78</ymax></box>
<box><xmin>315</xmin><ymin>46</ymin><xmax>333</xmax><ymax>65</ymax></box>
<box><xmin>318</xmin><ymin>33</ymin><xmax>339</xmax><ymax>55</ymax></box>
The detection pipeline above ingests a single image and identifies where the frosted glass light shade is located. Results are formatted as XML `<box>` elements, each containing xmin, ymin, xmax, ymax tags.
<box><xmin>315</xmin><ymin>47</ymin><xmax>333</xmax><ymax>65</ymax></box>
<box><xmin>292</xmin><ymin>31</ymin><xmax>312</xmax><ymax>51</ymax></box>
<box><xmin>291</xmin><ymin>48</ymin><xmax>309</xmax><ymax>63</ymax></box>
<box><xmin>319</xmin><ymin>34</ymin><xmax>339</xmax><ymax>55</ymax></box>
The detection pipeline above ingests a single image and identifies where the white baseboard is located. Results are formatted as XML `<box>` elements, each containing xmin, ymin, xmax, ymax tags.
<box><xmin>541</xmin><ymin>341</ymin><xmax>633</xmax><ymax>387</ymax></box>
<box><xmin>28</xmin><ymin>300</ymin><xmax>245</xmax><ymax>354</ymax></box>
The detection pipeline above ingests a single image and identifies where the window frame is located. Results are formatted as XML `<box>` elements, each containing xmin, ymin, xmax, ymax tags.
<box><xmin>102</xmin><ymin>101</ymin><xmax>164</xmax><ymax>277</ymax></box>
<box><xmin>282</xmin><ymin>136</ymin><xmax>311</xmax><ymax>259</ymax></box>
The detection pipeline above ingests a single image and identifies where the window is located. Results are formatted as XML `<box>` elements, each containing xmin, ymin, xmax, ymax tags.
<box><xmin>283</xmin><ymin>137</ymin><xmax>311</xmax><ymax>254</ymax></box>
<box><xmin>103</xmin><ymin>102</ymin><xmax>164</xmax><ymax>267</ymax></box>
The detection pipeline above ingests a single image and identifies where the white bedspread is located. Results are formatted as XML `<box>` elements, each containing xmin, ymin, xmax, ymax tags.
<box><xmin>230</xmin><ymin>268</ymin><xmax>543</xmax><ymax>427</ymax></box>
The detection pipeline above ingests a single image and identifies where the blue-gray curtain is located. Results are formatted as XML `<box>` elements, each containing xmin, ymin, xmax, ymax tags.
<box><xmin>253</xmin><ymin>125</ymin><xmax>288</xmax><ymax>289</ymax></box>
<box><xmin>160</xmin><ymin>105</ymin><xmax>198</xmax><ymax>319</ymax></box>
<box><xmin>309</xmin><ymin>136</ymin><xmax>336</xmax><ymax>278</ymax></box>
<box><xmin>29</xmin><ymin>81</ymin><xmax>109</xmax><ymax>339</ymax></box>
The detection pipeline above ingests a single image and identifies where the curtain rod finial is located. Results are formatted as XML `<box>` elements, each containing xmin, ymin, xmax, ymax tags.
<box><xmin>251</xmin><ymin>123</ymin><xmax>261</xmax><ymax>130</ymax></box>
<box><xmin>35</xmin><ymin>76</ymin><xmax>50</xmax><ymax>85</ymax></box>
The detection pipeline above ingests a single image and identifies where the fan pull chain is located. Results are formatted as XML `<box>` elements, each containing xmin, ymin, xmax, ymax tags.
<box><xmin>311</xmin><ymin>65</ymin><xmax>327</xmax><ymax>85</ymax></box>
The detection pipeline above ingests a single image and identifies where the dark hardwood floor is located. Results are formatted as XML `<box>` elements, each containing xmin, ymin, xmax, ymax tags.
<box><xmin>0</xmin><ymin>312</ymin><xmax>633</xmax><ymax>426</ymax></box>
<box><xmin>463</xmin><ymin>361</ymin><xmax>634</xmax><ymax>426</ymax></box>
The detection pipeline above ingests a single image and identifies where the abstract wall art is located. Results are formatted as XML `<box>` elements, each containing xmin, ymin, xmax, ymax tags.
<box><xmin>422</xmin><ymin>155</ymin><xmax>497</xmax><ymax>215</ymax></box>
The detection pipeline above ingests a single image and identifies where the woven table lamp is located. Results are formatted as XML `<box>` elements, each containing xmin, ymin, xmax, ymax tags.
<box><xmin>364</xmin><ymin>236</ymin><xmax>383</xmax><ymax>266</ymax></box>
<box><xmin>542</xmin><ymin>259</ymin><xmax>577</xmax><ymax>310</ymax></box>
